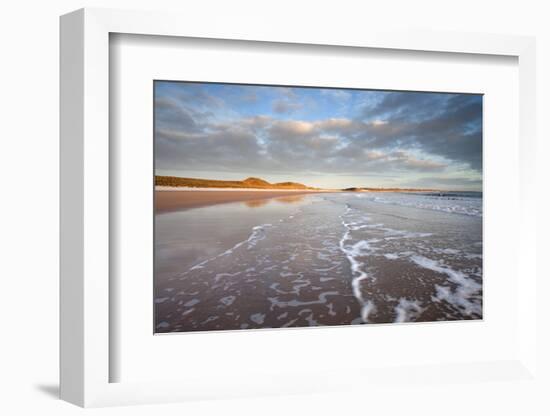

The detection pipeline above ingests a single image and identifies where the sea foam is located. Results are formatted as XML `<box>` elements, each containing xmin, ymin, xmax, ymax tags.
<box><xmin>409</xmin><ymin>255</ymin><xmax>481</xmax><ymax>317</ymax></box>
<box><xmin>339</xmin><ymin>204</ymin><xmax>377</xmax><ymax>323</ymax></box>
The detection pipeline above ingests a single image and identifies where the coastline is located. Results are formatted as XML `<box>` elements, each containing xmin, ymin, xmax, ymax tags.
<box><xmin>155</xmin><ymin>186</ymin><xmax>339</xmax><ymax>192</ymax></box>
<box><xmin>155</xmin><ymin>188</ymin><xmax>334</xmax><ymax>213</ymax></box>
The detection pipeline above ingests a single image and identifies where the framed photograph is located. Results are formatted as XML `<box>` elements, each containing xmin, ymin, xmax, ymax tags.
<box><xmin>60</xmin><ymin>8</ymin><xmax>538</xmax><ymax>407</ymax></box>
<box><xmin>153</xmin><ymin>81</ymin><xmax>483</xmax><ymax>333</ymax></box>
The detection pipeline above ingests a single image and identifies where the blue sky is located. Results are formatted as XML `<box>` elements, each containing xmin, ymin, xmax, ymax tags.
<box><xmin>154</xmin><ymin>81</ymin><xmax>482</xmax><ymax>190</ymax></box>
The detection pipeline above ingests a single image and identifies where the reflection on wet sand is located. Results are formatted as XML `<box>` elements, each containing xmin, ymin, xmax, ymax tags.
<box><xmin>243</xmin><ymin>199</ymin><xmax>270</xmax><ymax>208</ymax></box>
<box><xmin>274</xmin><ymin>195</ymin><xmax>305</xmax><ymax>204</ymax></box>
<box><xmin>243</xmin><ymin>195</ymin><xmax>305</xmax><ymax>208</ymax></box>
<box><xmin>156</xmin><ymin>190</ymin><xmax>318</xmax><ymax>214</ymax></box>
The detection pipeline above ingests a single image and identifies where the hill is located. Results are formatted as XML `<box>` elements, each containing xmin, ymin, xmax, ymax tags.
<box><xmin>241</xmin><ymin>177</ymin><xmax>271</xmax><ymax>187</ymax></box>
<box><xmin>156</xmin><ymin>175</ymin><xmax>314</xmax><ymax>190</ymax></box>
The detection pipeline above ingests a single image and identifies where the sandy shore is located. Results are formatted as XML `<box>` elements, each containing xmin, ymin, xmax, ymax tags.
<box><xmin>155</xmin><ymin>191</ymin><xmax>482</xmax><ymax>332</ymax></box>
<box><xmin>155</xmin><ymin>189</ymin><xmax>331</xmax><ymax>213</ymax></box>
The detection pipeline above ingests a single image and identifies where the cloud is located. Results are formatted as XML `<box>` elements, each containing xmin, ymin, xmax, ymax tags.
<box><xmin>155</xmin><ymin>111</ymin><xmax>448</xmax><ymax>176</ymax></box>
<box><xmin>154</xmin><ymin>97</ymin><xmax>199</xmax><ymax>132</ymax></box>
<box><xmin>404</xmin><ymin>176</ymin><xmax>482</xmax><ymax>191</ymax></box>
<box><xmin>155</xmin><ymin>124</ymin><xmax>263</xmax><ymax>173</ymax></box>
<box><xmin>240</xmin><ymin>92</ymin><xmax>258</xmax><ymax>103</ymax></box>
<box><xmin>272</xmin><ymin>99</ymin><xmax>302</xmax><ymax>114</ymax></box>
<box><xmin>168</xmin><ymin>84</ymin><xmax>225</xmax><ymax>110</ymax></box>
<box><xmin>154</xmin><ymin>82</ymin><xmax>482</xmax><ymax>189</ymax></box>
<box><xmin>356</xmin><ymin>92</ymin><xmax>483</xmax><ymax>170</ymax></box>
<box><xmin>387</xmin><ymin>151</ymin><xmax>447</xmax><ymax>171</ymax></box>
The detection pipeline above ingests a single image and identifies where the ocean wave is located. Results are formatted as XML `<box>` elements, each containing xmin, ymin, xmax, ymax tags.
<box><xmin>268</xmin><ymin>291</ymin><xmax>340</xmax><ymax>310</ymax></box>
<box><xmin>337</xmin><ymin>201</ymin><xmax>481</xmax><ymax>321</ymax></box>
<box><xmin>409</xmin><ymin>255</ymin><xmax>482</xmax><ymax>317</ymax></box>
<box><xmin>185</xmin><ymin>223</ymin><xmax>274</xmax><ymax>274</ymax></box>
<box><xmin>394</xmin><ymin>298</ymin><xmax>425</xmax><ymax>323</ymax></box>
<box><xmin>357</xmin><ymin>193</ymin><xmax>482</xmax><ymax>217</ymax></box>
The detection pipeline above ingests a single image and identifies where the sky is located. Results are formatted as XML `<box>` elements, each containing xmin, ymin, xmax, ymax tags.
<box><xmin>154</xmin><ymin>81</ymin><xmax>482</xmax><ymax>191</ymax></box>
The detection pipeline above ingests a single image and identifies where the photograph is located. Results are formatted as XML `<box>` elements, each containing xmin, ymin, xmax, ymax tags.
<box><xmin>154</xmin><ymin>81</ymin><xmax>483</xmax><ymax>333</ymax></box>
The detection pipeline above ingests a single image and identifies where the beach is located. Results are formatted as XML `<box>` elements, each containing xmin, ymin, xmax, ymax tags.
<box><xmin>154</xmin><ymin>189</ymin><xmax>482</xmax><ymax>333</ymax></box>
<box><xmin>155</xmin><ymin>187</ymin><xmax>329</xmax><ymax>214</ymax></box>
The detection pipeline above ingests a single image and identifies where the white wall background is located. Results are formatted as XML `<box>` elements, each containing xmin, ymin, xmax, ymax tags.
<box><xmin>0</xmin><ymin>0</ymin><xmax>548</xmax><ymax>415</ymax></box>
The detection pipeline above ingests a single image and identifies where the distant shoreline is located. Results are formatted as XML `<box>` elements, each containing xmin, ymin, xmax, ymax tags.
<box><xmin>154</xmin><ymin>175</ymin><xmax>451</xmax><ymax>193</ymax></box>
<box><xmin>155</xmin><ymin>185</ymin><xmax>443</xmax><ymax>193</ymax></box>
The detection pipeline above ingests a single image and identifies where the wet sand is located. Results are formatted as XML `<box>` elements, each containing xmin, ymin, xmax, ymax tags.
<box><xmin>155</xmin><ymin>192</ymin><xmax>482</xmax><ymax>333</ymax></box>
<box><xmin>155</xmin><ymin>189</ymin><xmax>330</xmax><ymax>214</ymax></box>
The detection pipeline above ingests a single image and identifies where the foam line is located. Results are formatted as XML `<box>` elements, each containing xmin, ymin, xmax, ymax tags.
<box><xmin>184</xmin><ymin>223</ymin><xmax>274</xmax><ymax>274</ymax></box>
<box><xmin>338</xmin><ymin>204</ymin><xmax>377</xmax><ymax>323</ymax></box>
<box><xmin>409</xmin><ymin>255</ymin><xmax>481</xmax><ymax>316</ymax></box>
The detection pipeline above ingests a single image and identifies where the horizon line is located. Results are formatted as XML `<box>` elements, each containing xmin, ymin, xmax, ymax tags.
<box><xmin>154</xmin><ymin>174</ymin><xmax>482</xmax><ymax>193</ymax></box>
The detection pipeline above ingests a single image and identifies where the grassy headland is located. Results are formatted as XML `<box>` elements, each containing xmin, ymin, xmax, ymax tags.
<box><xmin>156</xmin><ymin>176</ymin><xmax>315</xmax><ymax>190</ymax></box>
<box><xmin>155</xmin><ymin>175</ymin><xmax>441</xmax><ymax>193</ymax></box>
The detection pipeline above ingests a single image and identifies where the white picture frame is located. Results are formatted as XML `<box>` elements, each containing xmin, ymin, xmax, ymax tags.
<box><xmin>60</xmin><ymin>7</ymin><xmax>538</xmax><ymax>407</ymax></box>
